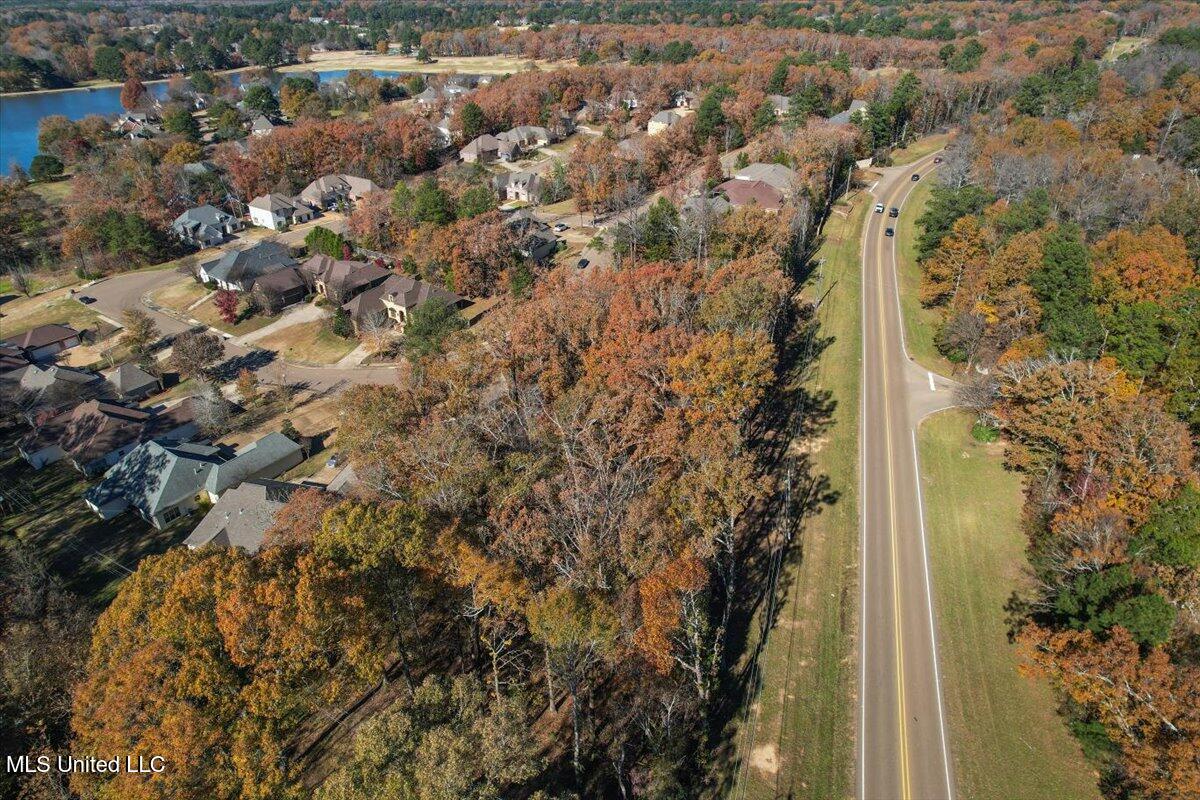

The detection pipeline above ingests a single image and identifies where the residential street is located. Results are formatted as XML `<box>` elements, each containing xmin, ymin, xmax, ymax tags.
<box><xmin>859</xmin><ymin>152</ymin><xmax>959</xmax><ymax>800</ymax></box>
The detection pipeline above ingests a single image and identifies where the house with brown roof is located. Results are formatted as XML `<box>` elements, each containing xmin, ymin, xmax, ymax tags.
<box><xmin>105</xmin><ymin>362</ymin><xmax>160</xmax><ymax>400</ymax></box>
<box><xmin>299</xmin><ymin>255</ymin><xmax>391</xmax><ymax>304</ymax></box>
<box><xmin>3</xmin><ymin>324</ymin><xmax>82</xmax><ymax>362</ymax></box>
<box><xmin>459</xmin><ymin>134</ymin><xmax>518</xmax><ymax>164</ymax></box>
<box><xmin>341</xmin><ymin>273</ymin><xmax>465</xmax><ymax>334</ymax></box>
<box><xmin>298</xmin><ymin>174</ymin><xmax>383</xmax><ymax>210</ymax></box>
<box><xmin>251</xmin><ymin>266</ymin><xmax>309</xmax><ymax>313</ymax></box>
<box><xmin>713</xmin><ymin>178</ymin><xmax>784</xmax><ymax>212</ymax></box>
<box><xmin>19</xmin><ymin>399</ymin><xmax>196</xmax><ymax>475</ymax></box>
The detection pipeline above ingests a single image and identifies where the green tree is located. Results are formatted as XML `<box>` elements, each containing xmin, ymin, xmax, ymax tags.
<box><xmin>331</xmin><ymin>307</ymin><xmax>354</xmax><ymax>338</ymax></box>
<box><xmin>1104</xmin><ymin>302</ymin><xmax>1169</xmax><ymax>378</ymax></box>
<box><xmin>162</xmin><ymin>106</ymin><xmax>200</xmax><ymax>141</ymax></box>
<box><xmin>92</xmin><ymin>46</ymin><xmax>124</xmax><ymax>81</ymax></box>
<box><xmin>1053</xmin><ymin>564</ymin><xmax>1175</xmax><ymax>647</ymax></box>
<box><xmin>243</xmin><ymin>84</ymin><xmax>279</xmax><ymax>115</ymax></box>
<box><xmin>456</xmin><ymin>184</ymin><xmax>495</xmax><ymax>219</ymax></box>
<box><xmin>1131</xmin><ymin>485</ymin><xmax>1200</xmax><ymax>567</ymax></box>
<box><xmin>751</xmin><ymin>101</ymin><xmax>776</xmax><ymax>134</ymax></box>
<box><xmin>785</xmin><ymin>84</ymin><xmax>827</xmax><ymax>129</ymax></box>
<box><xmin>189</xmin><ymin>70</ymin><xmax>215</xmax><ymax>94</ymax></box>
<box><xmin>641</xmin><ymin>197</ymin><xmax>680</xmax><ymax>261</ymax></box>
<box><xmin>412</xmin><ymin>178</ymin><xmax>454</xmax><ymax>225</ymax></box>
<box><xmin>916</xmin><ymin>185</ymin><xmax>995</xmax><ymax>259</ymax></box>
<box><xmin>459</xmin><ymin>101</ymin><xmax>488</xmax><ymax>141</ymax></box>
<box><xmin>28</xmin><ymin>154</ymin><xmax>63</xmax><ymax>182</ymax></box>
<box><xmin>1031</xmin><ymin>225</ymin><xmax>1102</xmax><ymax>357</ymax></box>
<box><xmin>403</xmin><ymin>297</ymin><xmax>466</xmax><ymax>359</ymax></box>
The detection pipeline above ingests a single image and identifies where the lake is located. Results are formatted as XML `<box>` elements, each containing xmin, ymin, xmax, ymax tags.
<box><xmin>0</xmin><ymin>69</ymin><xmax>410</xmax><ymax>172</ymax></box>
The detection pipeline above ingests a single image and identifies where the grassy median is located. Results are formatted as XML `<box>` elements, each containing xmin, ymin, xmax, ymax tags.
<box><xmin>918</xmin><ymin>411</ymin><xmax>1101</xmax><ymax>800</ymax></box>
<box><xmin>735</xmin><ymin>196</ymin><xmax>866</xmax><ymax>800</ymax></box>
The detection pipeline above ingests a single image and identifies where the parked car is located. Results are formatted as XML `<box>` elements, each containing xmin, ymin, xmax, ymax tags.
<box><xmin>933</xmin><ymin>156</ymin><xmax>943</xmax><ymax>164</ymax></box>
<box><xmin>874</xmin><ymin>203</ymin><xmax>885</xmax><ymax>213</ymax></box>
<box><xmin>885</xmin><ymin>227</ymin><xmax>895</xmax><ymax>237</ymax></box>
<box><xmin>554</xmin><ymin>222</ymin><xmax>569</xmax><ymax>232</ymax></box>
<box><xmin>888</xmin><ymin>207</ymin><xmax>899</xmax><ymax>218</ymax></box>
<box><xmin>577</xmin><ymin>258</ymin><xmax>590</xmax><ymax>269</ymax></box>
<box><xmin>911</xmin><ymin>173</ymin><xmax>920</xmax><ymax>181</ymax></box>
<box><xmin>77</xmin><ymin>295</ymin><xmax>97</xmax><ymax>304</ymax></box>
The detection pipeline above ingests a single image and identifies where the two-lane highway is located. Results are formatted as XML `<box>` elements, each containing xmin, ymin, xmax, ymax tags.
<box><xmin>859</xmin><ymin>152</ymin><xmax>956</xmax><ymax>800</ymax></box>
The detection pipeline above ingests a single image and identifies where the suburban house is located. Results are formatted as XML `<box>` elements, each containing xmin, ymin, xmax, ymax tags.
<box><xmin>105</xmin><ymin>362</ymin><xmax>160</xmax><ymax>400</ymax></box>
<box><xmin>674</xmin><ymin>90</ymin><xmax>699</xmax><ymax>109</ymax></box>
<box><xmin>0</xmin><ymin>343</ymin><xmax>28</xmax><ymax>373</ymax></box>
<box><xmin>299</xmin><ymin>255</ymin><xmax>391</xmax><ymax>303</ymax></box>
<box><xmin>498</xmin><ymin>125</ymin><xmax>552</xmax><ymax>150</ymax></box>
<box><xmin>250</xmin><ymin>115</ymin><xmax>277</xmax><ymax>136</ymax></box>
<box><xmin>171</xmin><ymin>205</ymin><xmax>242</xmax><ymax>248</ymax></box>
<box><xmin>251</xmin><ymin>266</ymin><xmax>309</xmax><ymax>312</ymax></box>
<box><xmin>766</xmin><ymin>94</ymin><xmax>790</xmax><ymax>117</ymax></box>
<box><xmin>647</xmin><ymin>110</ymin><xmax>682</xmax><ymax>135</ymax></box>
<box><xmin>460</xmin><ymin>134</ymin><xmax>518</xmax><ymax>164</ymax></box>
<box><xmin>828</xmin><ymin>99</ymin><xmax>868</xmax><ymax>126</ymax></box>
<box><xmin>617</xmin><ymin>90</ymin><xmax>640</xmax><ymax>110</ymax></box>
<box><xmin>2</xmin><ymin>324</ymin><xmax>82</xmax><ymax>362</ymax></box>
<box><xmin>733</xmin><ymin>163</ymin><xmax>799</xmax><ymax>196</ymax></box>
<box><xmin>202</xmin><ymin>433</ymin><xmax>303</xmax><ymax>502</ymax></box>
<box><xmin>83</xmin><ymin>433</ymin><xmax>302</xmax><ymax>529</ymax></box>
<box><xmin>184</xmin><ymin>479</ymin><xmax>307</xmax><ymax>553</ymax></box>
<box><xmin>298</xmin><ymin>174</ymin><xmax>382</xmax><ymax>209</ymax></box>
<box><xmin>341</xmin><ymin>273</ymin><xmax>464</xmax><ymax>334</ymax></box>
<box><xmin>6</xmin><ymin>363</ymin><xmax>101</xmax><ymax>398</ymax></box>
<box><xmin>682</xmin><ymin>193</ymin><xmax>733</xmax><ymax>217</ymax></box>
<box><xmin>199</xmin><ymin>241</ymin><xmax>298</xmax><ymax>292</ymax></box>
<box><xmin>248</xmin><ymin>193</ymin><xmax>316</xmax><ymax>230</ymax></box>
<box><xmin>494</xmin><ymin>171</ymin><xmax>541</xmax><ymax>203</ymax></box>
<box><xmin>19</xmin><ymin>399</ymin><xmax>196</xmax><ymax>475</ymax></box>
<box><xmin>506</xmin><ymin>209</ymin><xmax>558</xmax><ymax>262</ymax></box>
<box><xmin>414</xmin><ymin>82</ymin><xmax>471</xmax><ymax>107</ymax></box>
<box><xmin>714</xmin><ymin>178</ymin><xmax>784</xmax><ymax>212</ymax></box>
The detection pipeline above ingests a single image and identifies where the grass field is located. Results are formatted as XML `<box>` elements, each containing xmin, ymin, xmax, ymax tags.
<box><xmin>896</xmin><ymin>177</ymin><xmax>956</xmax><ymax>374</ymax></box>
<box><xmin>0</xmin><ymin>431</ymin><xmax>192</xmax><ymax>607</ymax></box>
<box><xmin>891</xmin><ymin>133</ymin><xmax>949</xmax><ymax>166</ymax></box>
<box><xmin>27</xmin><ymin>177</ymin><xmax>73</xmax><ymax>205</ymax></box>
<box><xmin>0</xmin><ymin>292</ymin><xmax>108</xmax><ymax>338</ymax></box>
<box><xmin>254</xmin><ymin>320</ymin><xmax>358</xmax><ymax>365</ymax></box>
<box><xmin>735</xmin><ymin>197</ymin><xmax>866</xmax><ymax>800</ymax></box>
<box><xmin>1102</xmin><ymin>36</ymin><xmax>1149</xmax><ymax>63</ymax></box>
<box><xmin>149</xmin><ymin>278</ymin><xmax>210</xmax><ymax>314</ymax></box>
<box><xmin>190</xmin><ymin>296</ymin><xmax>276</xmax><ymax>336</ymax></box>
<box><xmin>918</xmin><ymin>411</ymin><xmax>1102</xmax><ymax>800</ymax></box>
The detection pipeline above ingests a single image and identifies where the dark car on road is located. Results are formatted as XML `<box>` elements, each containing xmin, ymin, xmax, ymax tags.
<box><xmin>78</xmin><ymin>295</ymin><xmax>96</xmax><ymax>304</ymax></box>
<box><xmin>888</xmin><ymin>207</ymin><xmax>899</xmax><ymax>217</ymax></box>
<box><xmin>885</xmin><ymin>227</ymin><xmax>895</xmax><ymax>237</ymax></box>
<box><xmin>911</xmin><ymin>173</ymin><xmax>920</xmax><ymax>181</ymax></box>
<box><xmin>577</xmin><ymin>258</ymin><xmax>589</xmax><ymax>269</ymax></box>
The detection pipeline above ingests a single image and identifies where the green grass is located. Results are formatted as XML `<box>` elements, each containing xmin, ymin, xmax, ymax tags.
<box><xmin>26</xmin><ymin>176</ymin><xmax>73</xmax><ymax>206</ymax></box>
<box><xmin>0</xmin><ymin>430</ymin><xmax>193</xmax><ymax>607</ymax></box>
<box><xmin>191</xmin><ymin>298</ymin><xmax>276</xmax><ymax>336</ymax></box>
<box><xmin>918</xmin><ymin>411</ymin><xmax>1102</xmax><ymax>800</ymax></box>
<box><xmin>0</xmin><ymin>294</ymin><xmax>107</xmax><ymax>338</ymax></box>
<box><xmin>254</xmin><ymin>319</ymin><xmax>358</xmax><ymax>365</ymax></box>
<box><xmin>891</xmin><ymin>133</ymin><xmax>949</xmax><ymax>166</ymax></box>
<box><xmin>896</xmin><ymin>177</ymin><xmax>956</xmax><ymax>374</ymax></box>
<box><xmin>736</xmin><ymin>197</ymin><xmax>866</xmax><ymax>800</ymax></box>
<box><xmin>1102</xmin><ymin>36</ymin><xmax>1149</xmax><ymax>63</ymax></box>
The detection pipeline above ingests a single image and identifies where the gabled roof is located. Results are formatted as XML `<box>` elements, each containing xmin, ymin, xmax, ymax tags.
<box><xmin>107</xmin><ymin>362</ymin><xmax>158</xmax><ymax>394</ymax></box>
<box><xmin>201</xmin><ymin>241</ymin><xmax>297</xmax><ymax>286</ymax></box>
<box><xmin>172</xmin><ymin>204</ymin><xmax>234</xmax><ymax>230</ymax></box>
<box><xmin>767</xmin><ymin>94</ymin><xmax>790</xmax><ymax>112</ymax></box>
<box><xmin>204</xmin><ymin>432</ymin><xmax>302</xmax><ymax>497</ymax></box>
<box><xmin>649</xmin><ymin>110</ymin><xmax>681</xmax><ymax>125</ymax></box>
<box><xmin>4</xmin><ymin>324</ymin><xmax>80</xmax><ymax>350</ymax></box>
<box><xmin>299</xmin><ymin>174</ymin><xmax>382</xmax><ymax>203</ymax></box>
<box><xmin>828</xmin><ymin>99</ymin><xmax>868</xmax><ymax>125</ymax></box>
<box><xmin>250</xmin><ymin>115</ymin><xmax>276</xmax><ymax>132</ymax></box>
<box><xmin>184</xmin><ymin>479</ymin><xmax>305</xmax><ymax>553</ymax></box>
<box><xmin>733</xmin><ymin>163</ymin><xmax>798</xmax><ymax>193</ymax></box>
<box><xmin>380</xmin><ymin>274</ymin><xmax>462</xmax><ymax>311</ymax></box>
<box><xmin>460</xmin><ymin>134</ymin><xmax>501</xmax><ymax>158</ymax></box>
<box><xmin>249</xmin><ymin>193</ymin><xmax>299</xmax><ymax>213</ymax></box>
<box><xmin>84</xmin><ymin>439</ymin><xmax>224</xmax><ymax>516</ymax></box>
<box><xmin>300</xmin><ymin>255</ymin><xmax>389</xmax><ymax>294</ymax></box>
<box><xmin>252</xmin><ymin>266</ymin><xmax>307</xmax><ymax>295</ymax></box>
<box><xmin>715</xmin><ymin>178</ymin><xmax>784</xmax><ymax>211</ymax></box>
<box><xmin>16</xmin><ymin>364</ymin><xmax>99</xmax><ymax>392</ymax></box>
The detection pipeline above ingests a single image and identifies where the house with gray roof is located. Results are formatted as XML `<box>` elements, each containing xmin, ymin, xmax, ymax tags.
<box><xmin>828</xmin><ymin>99</ymin><xmax>868</xmax><ymax>126</ymax></box>
<box><xmin>84</xmin><ymin>432</ymin><xmax>302</xmax><ymax>529</ymax></box>
<box><xmin>171</xmin><ymin>205</ymin><xmax>242</xmax><ymax>248</ymax></box>
<box><xmin>248</xmin><ymin>193</ymin><xmax>316</xmax><ymax>231</ymax></box>
<box><xmin>766</xmin><ymin>94</ymin><xmax>790</xmax><ymax>117</ymax></box>
<box><xmin>732</xmin><ymin>163</ymin><xmax>800</xmax><ymax>195</ymax></box>
<box><xmin>6</xmin><ymin>363</ymin><xmax>101</xmax><ymax>398</ymax></box>
<box><xmin>250</xmin><ymin>115</ymin><xmax>278</xmax><ymax>137</ymax></box>
<box><xmin>298</xmin><ymin>174</ymin><xmax>383</xmax><ymax>209</ymax></box>
<box><xmin>498</xmin><ymin>125</ymin><xmax>552</xmax><ymax>149</ymax></box>
<box><xmin>299</xmin><ymin>255</ymin><xmax>390</xmax><ymax>303</ymax></box>
<box><xmin>647</xmin><ymin>110</ymin><xmax>681</xmax><ymax>135</ymax></box>
<box><xmin>105</xmin><ymin>362</ymin><xmax>160</xmax><ymax>401</ymax></box>
<box><xmin>199</xmin><ymin>241</ymin><xmax>297</xmax><ymax>292</ymax></box>
<box><xmin>203</xmin><ymin>432</ymin><xmax>302</xmax><ymax>501</ymax></box>
<box><xmin>184</xmin><ymin>479</ymin><xmax>307</xmax><ymax>552</ymax></box>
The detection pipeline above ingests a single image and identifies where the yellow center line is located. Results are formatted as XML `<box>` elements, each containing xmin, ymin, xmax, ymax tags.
<box><xmin>872</xmin><ymin>153</ymin><xmax>937</xmax><ymax>800</ymax></box>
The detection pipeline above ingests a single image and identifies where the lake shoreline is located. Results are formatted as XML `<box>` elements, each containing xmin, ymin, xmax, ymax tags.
<box><xmin>1</xmin><ymin>52</ymin><xmax>564</xmax><ymax>98</ymax></box>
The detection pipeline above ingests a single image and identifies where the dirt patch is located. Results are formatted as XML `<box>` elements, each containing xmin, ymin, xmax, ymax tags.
<box><xmin>750</xmin><ymin>743</ymin><xmax>780</xmax><ymax>777</ymax></box>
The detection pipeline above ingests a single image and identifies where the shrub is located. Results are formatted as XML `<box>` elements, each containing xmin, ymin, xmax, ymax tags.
<box><xmin>29</xmin><ymin>154</ymin><xmax>63</xmax><ymax>181</ymax></box>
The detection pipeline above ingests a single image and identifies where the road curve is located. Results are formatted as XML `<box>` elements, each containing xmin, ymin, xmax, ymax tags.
<box><xmin>859</xmin><ymin>151</ymin><xmax>956</xmax><ymax>800</ymax></box>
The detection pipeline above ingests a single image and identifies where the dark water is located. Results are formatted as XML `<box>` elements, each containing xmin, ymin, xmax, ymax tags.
<box><xmin>0</xmin><ymin>68</ymin><xmax>408</xmax><ymax>171</ymax></box>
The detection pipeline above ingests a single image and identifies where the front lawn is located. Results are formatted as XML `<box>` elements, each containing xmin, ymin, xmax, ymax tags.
<box><xmin>254</xmin><ymin>319</ymin><xmax>358</xmax><ymax>365</ymax></box>
<box><xmin>149</xmin><ymin>277</ymin><xmax>211</xmax><ymax>314</ymax></box>
<box><xmin>191</xmin><ymin>296</ymin><xmax>276</xmax><ymax>336</ymax></box>
<box><xmin>0</xmin><ymin>293</ymin><xmax>108</xmax><ymax>339</ymax></box>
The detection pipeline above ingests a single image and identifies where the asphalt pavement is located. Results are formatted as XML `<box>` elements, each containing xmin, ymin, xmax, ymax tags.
<box><xmin>859</xmin><ymin>152</ymin><xmax>958</xmax><ymax>800</ymax></box>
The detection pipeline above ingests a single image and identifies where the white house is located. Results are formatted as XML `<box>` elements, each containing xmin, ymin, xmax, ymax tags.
<box><xmin>248</xmin><ymin>194</ymin><xmax>315</xmax><ymax>230</ymax></box>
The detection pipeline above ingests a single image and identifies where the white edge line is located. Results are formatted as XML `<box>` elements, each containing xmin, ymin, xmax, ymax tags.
<box><xmin>858</xmin><ymin>177</ymin><xmax>871</xmax><ymax>800</ymax></box>
<box><xmin>929</xmin><ymin>371</ymin><xmax>936</xmax><ymax>392</ymax></box>
<box><xmin>910</xmin><ymin>426</ymin><xmax>955</xmax><ymax>800</ymax></box>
